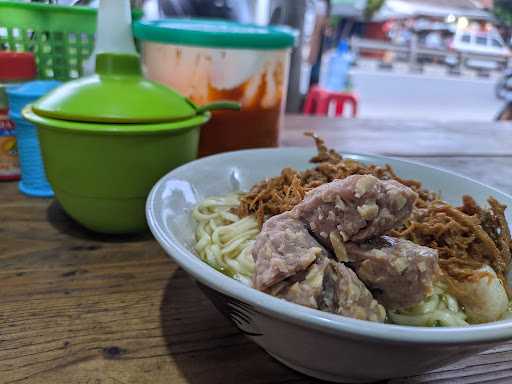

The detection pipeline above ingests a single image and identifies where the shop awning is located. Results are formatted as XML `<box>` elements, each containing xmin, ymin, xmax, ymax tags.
<box><xmin>374</xmin><ymin>0</ymin><xmax>493</xmax><ymax>21</ymax></box>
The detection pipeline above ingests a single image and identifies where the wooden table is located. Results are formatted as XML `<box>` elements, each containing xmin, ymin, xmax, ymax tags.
<box><xmin>3</xmin><ymin>115</ymin><xmax>512</xmax><ymax>384</ymax></box>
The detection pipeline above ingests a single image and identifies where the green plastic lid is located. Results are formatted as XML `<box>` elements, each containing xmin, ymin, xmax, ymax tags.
<box><xmin>133</xmin><ymin>18</ymin><xmax>297</xmax><ymax>50</ymax></box>
<box><xmin>32</xmin><ymin>53</ymin><xmax>200</xmax><ymax>124</ymax></box>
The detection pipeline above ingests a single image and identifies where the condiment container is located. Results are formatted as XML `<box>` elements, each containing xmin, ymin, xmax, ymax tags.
<box><xmin>134</xmin><ymin>19</ymin><xmax>296</xmax><ymax>157</ymax></box>
<box><xmin>0</xmin><ymin>52</ymin><xmax>36</xmax><ymax>181</ymax></box>
<box><xmin>22</xmin><ymin>52</ymin><xmax>235</xmax><ymax>234</ymax></box>
<box><xmin>7</xmin><ymin>81</ymin><xmax>61</xmax><ymax>197</ymax></box>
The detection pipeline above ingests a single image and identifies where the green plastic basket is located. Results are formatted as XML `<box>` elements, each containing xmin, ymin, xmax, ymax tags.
<box><xmin>0</xmin><ymin>1</ymin><xmax>141</xmax><ymax>81</ymax></box>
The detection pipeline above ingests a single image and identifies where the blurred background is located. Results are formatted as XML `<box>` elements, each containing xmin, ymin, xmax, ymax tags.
<box><xmin>18</xmin><ymin>0</ymin><xmax>512</xmax><ymax>121</ymax></box>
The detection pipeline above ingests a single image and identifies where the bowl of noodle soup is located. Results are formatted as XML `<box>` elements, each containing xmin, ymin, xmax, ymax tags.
<box><xmin>146</xmin><ymin>147</ymin><xmax>512</xmax><ymax>383</ymax></box>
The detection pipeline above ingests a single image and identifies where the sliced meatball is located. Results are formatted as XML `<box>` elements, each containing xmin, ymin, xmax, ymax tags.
<box><xmin>251</xmin><ymin>212</ymin><xmax>329</xmax><ymax>291</ymax></box>
<box><xmin>318</xmin><ymin>262</ymin><xmax>386</xmax><ymax>322</ymax></box>
<box><xmin>291</xmin><ymin>175</ymin><xmax>417</xmax><ymax>248</ymax></box>
<box><xmin>346</xmin><ymin>236</ymin><xmax>439</xmax><ymax>310</ymax></box>
<box><xmin>319</xmin><ymin>261</ymin><xmax>386</xmax><ymax>322</ymax></box>
<box><xmin>271</xmin><ymin>256</ymin><xmax>386</xmax><ymax>322</ymax></box>
<box><xmin>271</xmin><ymin>256</ymin><xmax>330</xmax><ymax>309</ymax></box>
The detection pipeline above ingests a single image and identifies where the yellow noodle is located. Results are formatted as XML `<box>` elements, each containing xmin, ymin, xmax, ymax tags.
<box><xmin>389</xmin><ymin>284</ymin><xmax>469</xmax><ymax>327</ymax></box>
<box><xmin>192</xmin><ymin>193</ymin><xmax>258</xmax><ymax>285</ymax></box>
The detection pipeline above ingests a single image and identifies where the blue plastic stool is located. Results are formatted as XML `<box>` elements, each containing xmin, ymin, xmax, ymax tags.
<box><xmin>7</xmin><ymin>81</ymin><xmax>60</xmax><ymax>197</ymax></box>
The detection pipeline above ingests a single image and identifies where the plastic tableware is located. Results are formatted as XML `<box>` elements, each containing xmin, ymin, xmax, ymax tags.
<box><xmin>23</xmin><ymin>51</ymin><xmax>238</xmax><ymax>233</ymax></box>
<box><xmin>7</xmin><ymin>80</ymin><xmax>61</xmax><ymax>197</ymax></box>
<box><xmin>0</xmin><ymin>0</ymin><xmax>142</xmax><ymax>80</ymax></box>
<box><xmin>146</xmin><ymin>148</ymin><xmax>512</xmax><ymax>382</ymax></box>
<box><xmin>134</xmin><ymin>18</ymin><xmax>296</xmax><ymax>157</ymax></box>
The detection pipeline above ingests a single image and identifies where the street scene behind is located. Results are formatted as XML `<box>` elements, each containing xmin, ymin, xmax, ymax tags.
<box><xmin>303</xmin><ymin>0</ymin><xmax>512</xmax><ymax>122</ymax></box>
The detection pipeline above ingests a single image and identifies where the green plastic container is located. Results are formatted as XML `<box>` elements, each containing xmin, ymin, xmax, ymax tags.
<box><xmin>0</xmin><ymin>0</ymin><xmax>141</xmax><ymax>81</ymax></box>
<box><xmin>22</xmin><ymin>53</ymin><xmax>237</xmax><ymax>234</ymax></box>
<box><xmin>23</xmin><ymin>116</ymin><xmax>202</xmax><ymax>233</ymax></box>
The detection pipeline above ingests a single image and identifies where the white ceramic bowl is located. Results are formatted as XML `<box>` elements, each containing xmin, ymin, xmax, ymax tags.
<box><xmin>146</xmin><ymin>148</ymin><xmax>512</xmax><ymax>383</ymax></box>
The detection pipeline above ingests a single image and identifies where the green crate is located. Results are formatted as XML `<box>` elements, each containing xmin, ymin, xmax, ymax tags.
<box><xmin>0</xmin><ymin>1</ymin><xmax>141</xmax><ymax>81</ymax></box>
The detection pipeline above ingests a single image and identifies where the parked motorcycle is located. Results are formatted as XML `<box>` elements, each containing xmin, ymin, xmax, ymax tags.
<box><xmin>495</xmin><ymin>68</ymin><xmax>512</xmax><ymax>120</ymax></box>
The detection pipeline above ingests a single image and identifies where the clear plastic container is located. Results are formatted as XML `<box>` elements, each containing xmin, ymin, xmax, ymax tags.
<box><xmin>134</xmin><ymin>19</ymin><xmax>296</xmax><ymax>157</ymax></box>
<box><xmin>319</xmin><ymin>40</ymin><xmax>354</xmax><ymax>92</ymax></box>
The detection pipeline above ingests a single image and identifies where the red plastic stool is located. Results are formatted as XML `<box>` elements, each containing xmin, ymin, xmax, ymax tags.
<box><xmin>303</xmin><ymin>85</ymin><xmax>358</xmax><ymax>118</ymax></box>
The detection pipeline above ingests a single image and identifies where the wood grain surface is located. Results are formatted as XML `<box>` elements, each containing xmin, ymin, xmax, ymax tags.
<box><xmin>281</xmin><ymin>116</ymin><xmax>512</xmax><ymax>157</ymax></box>
<box><xmin>2</xmin><ymin>115</ymin><xmax>512</xmax><ymax>384</ymax></box>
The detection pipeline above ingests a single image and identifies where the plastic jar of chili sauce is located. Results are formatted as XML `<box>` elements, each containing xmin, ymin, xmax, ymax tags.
<box><xmin>134</xmin><ymin>19</ymin><xmax>296</xmax><ymax>157</ymax></box>
<box><xmin>0</xmin><ymin>52</ymin><xmax>36</xmax><ymax>181</ymax></box>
